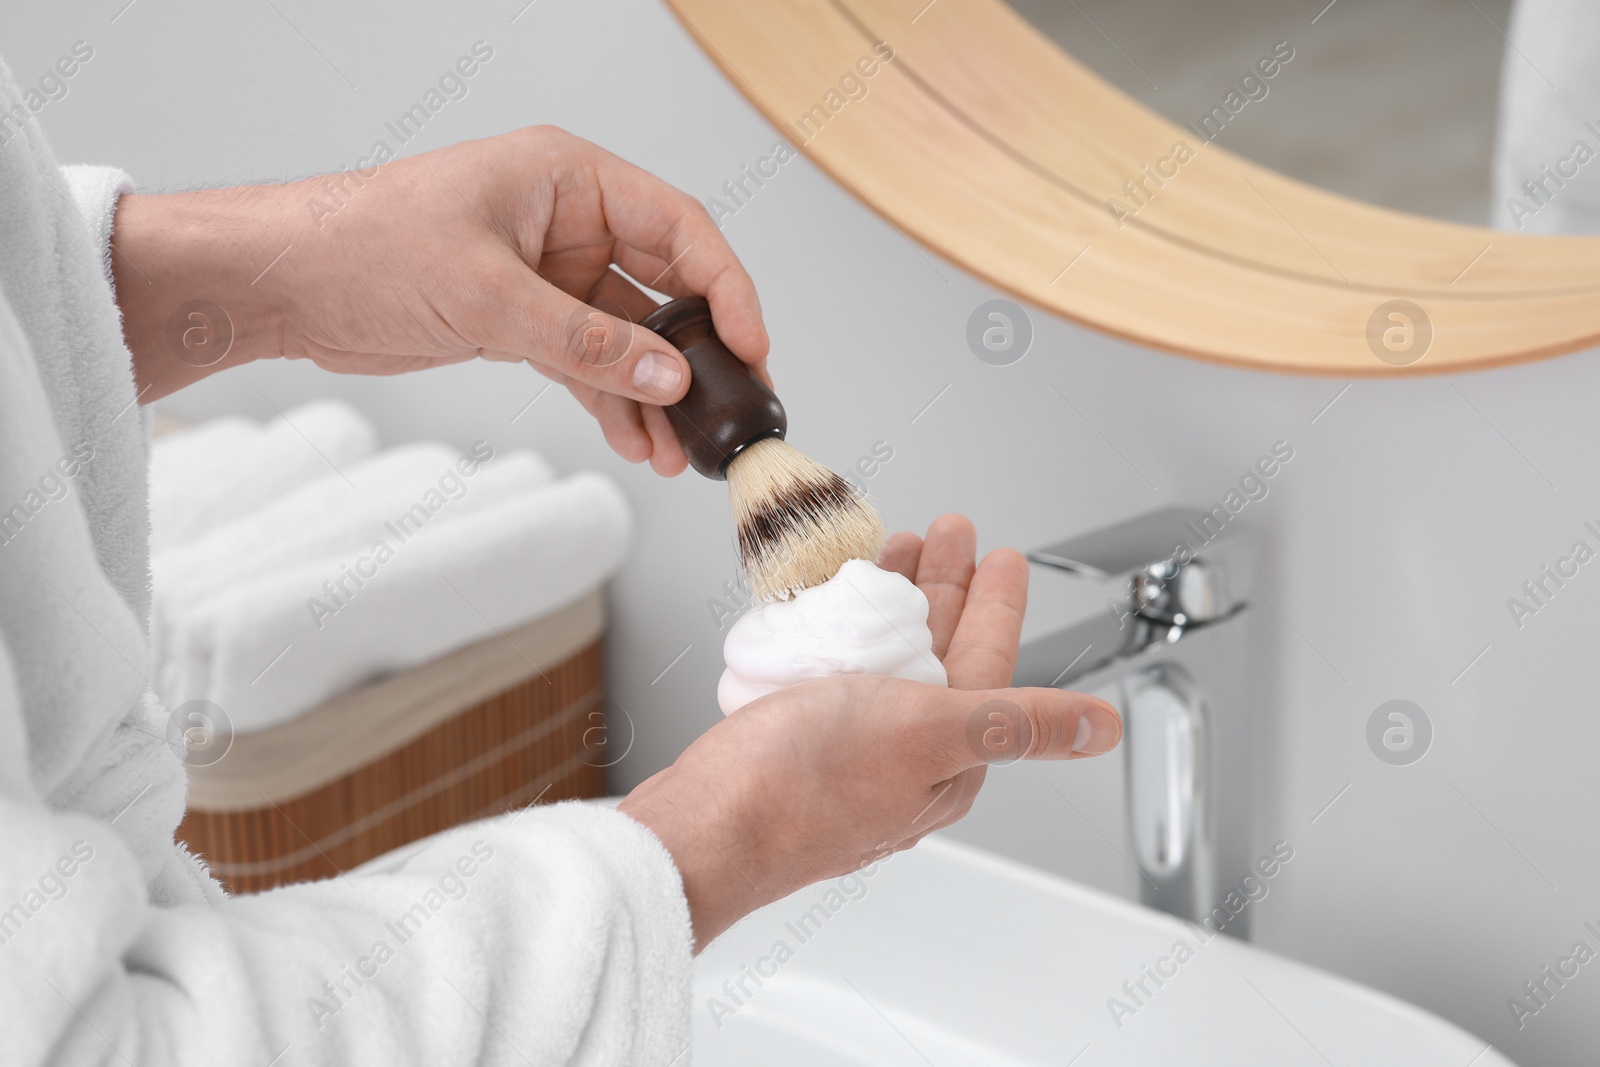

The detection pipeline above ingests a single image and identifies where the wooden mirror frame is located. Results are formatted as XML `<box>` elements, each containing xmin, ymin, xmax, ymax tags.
<box><xmin>664</xmin><ymin>0</ymin><xmax>1600</xmax><ymax>375</ymax></box>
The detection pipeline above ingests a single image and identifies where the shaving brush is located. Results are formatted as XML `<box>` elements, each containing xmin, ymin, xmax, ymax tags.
<box><xmin>642</xmin><ymin>296</ymin><xmax>885</xmax><ymax>602</ymax></box>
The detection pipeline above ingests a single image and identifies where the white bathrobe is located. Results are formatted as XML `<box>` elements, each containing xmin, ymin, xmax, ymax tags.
<box><xmin>0</xmin><ymin>58</ymin><xmax>694</xmax><ymax>1066</ymax></box>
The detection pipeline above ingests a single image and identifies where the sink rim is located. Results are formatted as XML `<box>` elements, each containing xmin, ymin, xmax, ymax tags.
<box><xmin>696</xmin><ymin>832</ymin><xmax>1515</xmax><ymax>1066</ymax></box>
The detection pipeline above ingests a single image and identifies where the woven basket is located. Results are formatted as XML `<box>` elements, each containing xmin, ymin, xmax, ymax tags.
<box><xmin>177</xmin><ymin>593</ymin><xmax>609</xmax><ymax>894</ymax></box>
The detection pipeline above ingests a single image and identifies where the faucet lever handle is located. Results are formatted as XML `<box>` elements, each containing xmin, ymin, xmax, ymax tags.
<box><xmin>1026</xmin><ymin>506</ymin><xmax>1207</xmax><ymax>581</ymax></box>
<box><xmin>1028</xmin><ymin>506</ymin><xmax>1240</xmax><ymax>625</ymax></box>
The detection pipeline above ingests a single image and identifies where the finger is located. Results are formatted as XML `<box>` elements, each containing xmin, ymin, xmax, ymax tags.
<box><xmin>611</xmin><ymin>245</ymin><xmax>773</xmax><ymax>390</ymax></box>
<box><xmin>915</xmin><ymin>514</ymin><xmax>977</xmax><ymax>660</ymax></box>
<box><xmin>595</xmin><ymin>260</ymin><xmax>775</xmax><ymax>393</ymax></box>
<box><xmin>931</xmin><ymin>685</ymin><xmax>1121</xmax><ymax>772</ymax></box>
<box><xmin>480</xmin><ymin>249</ymin><xmax>691</xmax><ymax>405</ymax></box>
<box><xmin>591</xmin><ymin>150</ymin><xmax>770</xmax><ymax>365</ymax></box>
<box><xmin>590</xmin><ymin>391</ymin><xmax>652</xmax><ymax>463</ymax></box>
<box><xmin>915</xmin><ymin>766</ymin><xmax>986</xmax><ymax>835</ymax></box>
<box><xmin>521</xmin><ymin>278</ymin><xmax>686</xmax><ymax>473</ymax></box>
<box><xmin>944</xmin><ymin>548</ymin><xmax>1030</xmax><ymax>690</ymax></box>
<box><xmin>893</xmin><ymin>767</ymin><xmax>987</xmax><ymax>854</ymax></box>
<box><xmin>642</xmin><ymin>402</ymin><xmax>690</xmax><ymax>476</ymax></box>
<box><xmin>878</xmin><ymin>533</ymin><xmax>923</xmax><ymax>583</ymax></box>
<box><xmin>588</xmin><ymin>265</ymin><xmax>663</xmax><ymax>324</ymax></box>
<box><xmin>590</xmin><ymin>265</ymin><xmax>763</xmax><ymax>463</ymax></box>
<box><xmin>611</xmin><ymin>245</ymin><xmax>682</xmax><ymax>298</ymax></box>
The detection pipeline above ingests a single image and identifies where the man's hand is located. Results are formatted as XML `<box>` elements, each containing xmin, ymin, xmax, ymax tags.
<box><xmin>619</xmin><ymin>516</ymin><xmax>1122</xmax><ymax>950</ymax></box>
<box><xmin>111</xmin><ymin>125</ymin><xmax>769</xmax><ymax>476</ymax></box>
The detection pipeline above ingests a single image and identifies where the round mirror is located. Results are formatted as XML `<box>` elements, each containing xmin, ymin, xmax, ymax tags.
<box><xmin>664</xmin><ymin>0</ymin><xmax>1600</xmax><ymax>374</ymax></box>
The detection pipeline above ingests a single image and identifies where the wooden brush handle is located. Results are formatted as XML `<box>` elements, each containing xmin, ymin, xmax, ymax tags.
<box><xmin>641</xmin><ymin>295</ymin><xmax>787</xmax><ymax>479</ymax></box>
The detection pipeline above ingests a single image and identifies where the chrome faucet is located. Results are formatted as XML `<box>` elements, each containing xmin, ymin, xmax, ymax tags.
<box><xmin>1014</xmin><ymin>507</ymin><xmax>1259</xmax><ymax>936</ymax></box>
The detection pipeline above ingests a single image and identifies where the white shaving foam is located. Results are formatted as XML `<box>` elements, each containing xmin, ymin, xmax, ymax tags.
<box><xmin>717</xmin><ymin>558</ymin><xmax>948</xmax><ymax>715</ymax></box>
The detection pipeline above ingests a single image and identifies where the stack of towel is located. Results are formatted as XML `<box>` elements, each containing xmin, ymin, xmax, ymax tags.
<box><xmin>150</xmin><ymin>400</ymin><xmax>632</xmax><ymax>734</ymax></box>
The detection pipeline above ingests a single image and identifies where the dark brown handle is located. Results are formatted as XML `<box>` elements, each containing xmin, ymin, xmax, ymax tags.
<box><xmin>640</xmin><ymin>295</ymin><xmax>786</xmax><ymax>479</ymax></box>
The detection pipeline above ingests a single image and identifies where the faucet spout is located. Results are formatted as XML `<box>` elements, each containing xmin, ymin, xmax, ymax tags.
<box><xmin>1012</xmin><ymin>506</ymin><xmax>1257</xmax><ymax>936</ymax></box>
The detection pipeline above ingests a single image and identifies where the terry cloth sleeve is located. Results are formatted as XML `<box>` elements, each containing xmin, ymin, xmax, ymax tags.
<box><xmin>3</xmin><ymin>773</ymin><xmax>696</xmax><ymax>1065</ymax></box>
<box><xmin>60</xmin><ymin>165</ymin><xmax>135</xmax><ymax>283</ymax></box>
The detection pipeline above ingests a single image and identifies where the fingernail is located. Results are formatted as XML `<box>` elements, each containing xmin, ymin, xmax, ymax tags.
<box><xmin>633</xmin><ymin>351</ymin><xmax>683</xmax><ymax>400</ymax></box>
<box><xmin>1072</xmin><ymin>704</ymin><xmax>1120</xmax><ymax>756</ymax></box>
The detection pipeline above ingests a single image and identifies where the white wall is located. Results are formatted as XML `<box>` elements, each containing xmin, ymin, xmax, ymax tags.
<box><xmin>10</xmin><ymin>1</ymin><xmax>1599</xmax><ymax>1063</ymax></box>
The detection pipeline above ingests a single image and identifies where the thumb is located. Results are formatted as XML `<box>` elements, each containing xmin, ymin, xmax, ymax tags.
<box><xmin>942</xmin><ymin>686</ymin><xmax>1121</xmax><ymax>769</ymax></box>
<box><xmin>502</xmin><ymin>273</ymin><xmax>691</xmax><ymax>404</ymax></box>
<box><xmin>561</xmin><ymin>297</ymin><xmax>689</xmax><ymax>404</ymax></box>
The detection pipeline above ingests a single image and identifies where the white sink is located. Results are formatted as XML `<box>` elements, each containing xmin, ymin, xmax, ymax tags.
<box><xmin>694</xmin><ymin>836</ymin><xmax>1511</xmax><ymax>1066</ymax></box>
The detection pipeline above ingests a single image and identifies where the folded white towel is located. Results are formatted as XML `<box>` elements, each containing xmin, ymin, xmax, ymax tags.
<box><xmin>150</xmin><ymin>441</ymin><xmax>554</xmax><ymax>696</ymax></box>
<box><xmin>149</xmin><ymin>398</ymin><xmax>378</xmax><ymax>552</ymax></box>
<box><xmin>163</xmin><ymin>471</ymin><xmax>631</xmax><ymax>733</ymax></box>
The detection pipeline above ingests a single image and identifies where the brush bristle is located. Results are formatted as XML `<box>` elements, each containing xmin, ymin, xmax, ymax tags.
<box><xmin>727</xmin><ymin>437</ymin><xmax>886</xmax><ymax>602</ymax></box>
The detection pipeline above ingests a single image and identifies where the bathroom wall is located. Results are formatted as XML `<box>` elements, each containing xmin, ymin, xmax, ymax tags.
<box><xmin>9</xmin><ymin>2</ymin><xmax>1598</xmax><ymax>1062</ymax></box>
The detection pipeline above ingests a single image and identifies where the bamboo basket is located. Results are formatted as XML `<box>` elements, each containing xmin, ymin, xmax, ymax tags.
<box><xmin>178</xmin><ymin>592</ymin><xmax>609</xmax><ymax>893</ymax></box>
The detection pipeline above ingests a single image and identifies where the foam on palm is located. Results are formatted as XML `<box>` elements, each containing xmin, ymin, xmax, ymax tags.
<box><xmin>717</xmin><ymin>559</ymin><xmax>948</xmax><ymax>715</ymax></box>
